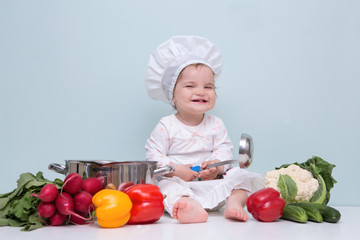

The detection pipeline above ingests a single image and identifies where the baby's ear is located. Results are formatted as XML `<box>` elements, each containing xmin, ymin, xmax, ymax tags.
<box><xmin>171</xmin><ymin>99</ymin><xmax>177</xmax><ymax>109</ymax></box>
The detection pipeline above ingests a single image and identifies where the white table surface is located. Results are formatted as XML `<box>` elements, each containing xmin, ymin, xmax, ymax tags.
<box><xmin>1</xmin><ymin>206</ymin><xmax>358</xmax><ymax>240</ymax></box>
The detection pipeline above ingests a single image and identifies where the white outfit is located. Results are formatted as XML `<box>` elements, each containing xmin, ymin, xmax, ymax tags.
<box><xmin>145</xmin><ymin>114</ymin><xmax>264</xmax><ymax>216</ymax></box>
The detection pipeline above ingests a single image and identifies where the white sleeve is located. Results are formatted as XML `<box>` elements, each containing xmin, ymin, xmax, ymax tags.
<box><xmin>145</xmin><ymin>121</ymin><xmax>172</xmax><ymax>167</ymax></box>
<box><xmin>210</xmin><ymin>119</ymin><xmax>234</xmax><ymax>171</ymax></box>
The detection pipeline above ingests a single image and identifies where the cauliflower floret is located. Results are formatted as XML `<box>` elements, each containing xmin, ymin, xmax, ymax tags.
<box><xmin>264</xmin><ymin>164</ymin><xmax>319</xmax><ymax>202</ymax></box>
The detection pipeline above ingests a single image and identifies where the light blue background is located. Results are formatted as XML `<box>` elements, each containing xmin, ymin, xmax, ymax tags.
<box><xmin>1</xmin><ymin>0</ymin><xmax>359</xmax><ymax>206</ymax></box>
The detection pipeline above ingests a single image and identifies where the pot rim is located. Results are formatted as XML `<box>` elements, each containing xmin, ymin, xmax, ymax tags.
<box><xmin>63</xmin><ymin>160</ymin><xmax>158</xmax><ymax>165</ymax></box>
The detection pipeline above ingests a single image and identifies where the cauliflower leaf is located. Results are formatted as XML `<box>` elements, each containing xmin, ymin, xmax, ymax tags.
<box><xmin>277</xmin><ymin>174</ymin><xmax>298</xmax><ymax>204</ymax></box>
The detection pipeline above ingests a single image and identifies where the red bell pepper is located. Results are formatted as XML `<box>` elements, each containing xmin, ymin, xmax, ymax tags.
<box><xmin>246</xmin><ymin>188</ymin><xmax>285</xmax><ymax>222</ymax></box>
<box><xmin>123</xmin><ymin>184</ymin><xmax>164</xmax><ymax>224</ymax></box>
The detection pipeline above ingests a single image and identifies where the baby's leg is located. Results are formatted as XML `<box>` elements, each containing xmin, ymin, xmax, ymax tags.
<box><xmin>173</xmin><ymin>197</ymin><xmax>208</xmax><ymax>223</ymax></box>
<box><xmin>224</xmin><ymin>189</ymin><xmax>249</xmax><ymax>221</ymax></box>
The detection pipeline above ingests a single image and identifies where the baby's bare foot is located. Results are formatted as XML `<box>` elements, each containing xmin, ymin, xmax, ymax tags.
<box><xmin>224</xmin><ymin>205</ymin><xmax>249</xmax><ymax>221</ymax></box>
<box><xmin>224</xmin><ymin>189</ymin><xmax>249</xmax><ymax>221</ymax></box>
<box><xmin>172</xmin><ymin>197</ymin><xmax>208</xmax><ymax>223</ymax></box>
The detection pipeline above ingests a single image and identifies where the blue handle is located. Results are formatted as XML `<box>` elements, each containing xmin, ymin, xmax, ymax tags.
<box><xmin>190</xmin><ymin>166</ymin><xmax>201</xmax><ymax>172</ymax></box>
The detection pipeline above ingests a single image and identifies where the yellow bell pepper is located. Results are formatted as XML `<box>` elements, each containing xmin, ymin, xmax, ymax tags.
<box><xmin>92</xmin><ymin>189</ymin><xmax>132</xmax><ymax>228</ymax></box>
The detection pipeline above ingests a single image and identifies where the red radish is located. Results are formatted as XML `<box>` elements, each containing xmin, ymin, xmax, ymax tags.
<box><xmin>55</xmin><ymin>192</ymin><xmax>75</xmax><ymax>215</ymax></box>
<box><xmin>73</xmin><ymin>191</ymin><xmax>93</xmax><ymax>213</ymax></box>
<box><xmin>30</xmin><ymin>184</ymin><xmax>58</xmax><ymax>202</ymax></box>
<box><xmin>55</xmin><ymin>192</ymin><xmax>93</xmax><ymax>222</ymax></box>
<box><xmin>62</xmin><ymin>173</ymin><xmax>83</xmax><ymax>194</ymax></box>
<box><xmin>69</xmin><ymin>211</ymin><xmax>93</xmax><ymax>225</ymax></box>
<box><xmin>69</xmin><ymin>213</ymin><xmax>86</xmax><ymax>225</ymax></box>
<box><xmin>37</xmin><ymin>202</ymin><xmax>56</xmax><ymax>218</ymax></box>
<box><xmin>81</xmin><ymin>177</ymin><xmax>103</xmax><ymax>195</ymax></box>
<box><xmin>50</xmin><ymin>212</ymin><xmax>67</xmax><ymax>226</ymax></box>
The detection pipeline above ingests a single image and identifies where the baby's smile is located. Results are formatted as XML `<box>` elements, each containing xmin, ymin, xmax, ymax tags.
<box><xmin>191</xmin><ymin>98</ymin><xmax>208</xmax><ymax>103</ymax></box>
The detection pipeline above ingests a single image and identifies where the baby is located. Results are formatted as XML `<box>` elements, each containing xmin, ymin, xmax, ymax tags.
<box><xmin>144</xmin><ymin>36</ymin><xmax>264</xmax><ymax>223</ymax></box>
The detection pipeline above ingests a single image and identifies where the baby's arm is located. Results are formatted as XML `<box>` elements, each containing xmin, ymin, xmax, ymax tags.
<box><xmin>145</xmin><ymin>122</ymin><xmax>199</xmax><ymax>182</ymax></box>
<box><xmin>200</xmin><ymin>117</ymin><xmax>233</xmax><ymax>180</ymax></box>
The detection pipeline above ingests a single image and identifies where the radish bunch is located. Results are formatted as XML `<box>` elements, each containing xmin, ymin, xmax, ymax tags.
<box><xmin>31</xmin><ymin>173</ymin><xmax>103</xmax><ymax>226</ymax></box>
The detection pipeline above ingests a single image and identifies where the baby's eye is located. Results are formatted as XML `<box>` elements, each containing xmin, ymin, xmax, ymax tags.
<box><xmin>185</xmin><ymin>85</ymin><xmax>194</xmax><ymax>88</ymax></box>
<box><xmin>205</xmin><ymin>86</ymin><xmax>214</xmax><ymax>89</ymax></box>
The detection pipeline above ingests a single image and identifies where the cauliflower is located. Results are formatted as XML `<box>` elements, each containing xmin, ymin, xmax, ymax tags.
<box><xmin>264</xmin><ymin>164</ymin><xmax>319</xmax><ymax>202</ymax></box>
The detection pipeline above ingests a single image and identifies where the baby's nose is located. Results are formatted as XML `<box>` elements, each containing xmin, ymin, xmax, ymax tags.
<box><xmin>195</xmin><ymin>88</ymin><xmax>205</xmax><ymax>95</ymax></box>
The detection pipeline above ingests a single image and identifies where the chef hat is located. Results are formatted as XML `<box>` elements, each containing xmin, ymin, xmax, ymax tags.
<box><xmin>145</xmin><ymin>35</ymin><xmax>223</xmax><ymax>104</ymax></box>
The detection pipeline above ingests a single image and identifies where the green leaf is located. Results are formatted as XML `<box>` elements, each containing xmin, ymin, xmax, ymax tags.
<box><xmin>25</xmin><ymin>181</ymin><xmax>47</xmax><ymax>189</ymax></box>
<box><xmin>309</xmin><ymin>170</ymin><xmax>327</xmax><ymax>204</ymax></box>
<box><xmin>0</xmin><ymin>186</ymin><xmax>26</xmax><ymax>210</ymax></box>
<box><xmin>0</xmin><ymin>173</ymin><xmax>39</xmax><ymax>210</ymax></box>
<box><xmin>8</xmin><ymin>218</ymin><xmax>26</xmax><ymax>227</ymax></box>
<box><xmin>0</xmin><ymin>217</ymin><xmax>9</xmax><ymax>226</ymax></box>
<box><xmin>0</xmin><ymin>202</ymin><xmax>11</xmax><ymax>218</ymax></box>
<box><xmin>277</xmin><ymin>174</ymin><xmax>298</xmax><ymax>204</ymax></box>
<box><xmin>303</xmin><ymin>156</ymin><xmax>337</xmax><ymax>191</ymax></box>
<box><xmin>0</xmin><ymin>189</ymin><xmax>16</xmax><ymax>199</ymax></box>
<box><xmin>13</xmin><ymin>193</ymin><xmax>34</xmax><ymax>221</ymax></box>
<box><xmin>0</xmin><ymin>197</ymin><xmax>11</xmax><ymax>210</ymax></box>
<box><xmin>53</xmin><ymin>178</ymin><xmax>64</xmax><ymax>188</ymax></box>
<box><xmin>35</xmin><ymin>172</ymin><xmax>45</xmax><ymax>181</ymax></box>
<box><xmin>17</xmin><ymin>172</ymin><xmax>36</xmax><ymax>188</ymax></box>
<box><xmin>22</xmin><ymin>213</ymin><xmax>44</xmax><ymax>231</ymax></box>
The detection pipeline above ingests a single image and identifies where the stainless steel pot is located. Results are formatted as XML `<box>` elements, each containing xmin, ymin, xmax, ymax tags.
<box><xmin>48</xmin><ymin>160</ymin><xmax>174</xmax><ymax>188</ymax></box>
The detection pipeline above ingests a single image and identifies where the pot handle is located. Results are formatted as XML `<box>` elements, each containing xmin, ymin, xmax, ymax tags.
<box><xmin>48</xmin><ymin>163</ymin><xmax>66</xmax><ymax>175</ymax></box>
<box><xmin>153</xmin><ymin>165</ymin><xmax>175</xmax><ymax>176</ymax></box>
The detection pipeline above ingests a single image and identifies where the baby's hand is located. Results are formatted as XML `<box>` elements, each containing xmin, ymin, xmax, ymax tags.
<box><xmin>199</xmin><ymin>160</ymin><xmax>224</xmax><ymax>181</ymax></box>
<box><xmin>173</xmin><ymin>164</ymin><xmax>199</xmax><ymax>182</ymax></box>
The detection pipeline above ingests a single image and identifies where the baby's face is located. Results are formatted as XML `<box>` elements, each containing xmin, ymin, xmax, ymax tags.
<box><xmin>173</xmin><ymin>65</ymin><xmax>216</xmax><ymax>116</ymax></box>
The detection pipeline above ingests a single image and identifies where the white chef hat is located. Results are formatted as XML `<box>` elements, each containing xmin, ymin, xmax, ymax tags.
<box><xmin>145</xmin><ymin>35</ymin><xmax>223</xmax><ymax>104</ymax></box>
